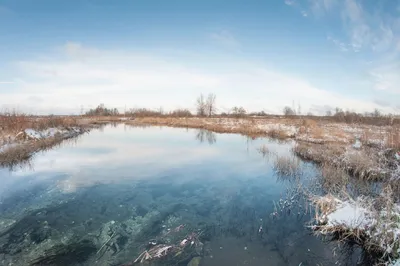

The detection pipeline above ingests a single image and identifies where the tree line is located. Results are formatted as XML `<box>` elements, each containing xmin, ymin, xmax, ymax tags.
<box><xmin>84</xmin><ymin>95</ymin><xmax>399</xmax><ymax>125</ymax></box>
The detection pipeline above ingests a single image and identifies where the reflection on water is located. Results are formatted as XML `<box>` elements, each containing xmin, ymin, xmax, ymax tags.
<box><xmin>195</xmin><ymin>129</ymin><xmax>217</xmax><ymax>145</ymax></box>
<box><xmin>0</xmin><ymin>125</ymin><xmax>362</xmax><ymax>265</ymax></box>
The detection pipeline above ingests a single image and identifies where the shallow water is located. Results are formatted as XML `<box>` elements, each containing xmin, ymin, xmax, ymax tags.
<box><xmin>0</xmin><ymin>125</ymin><xmax>362</xmax><ymax>265</ymax></box>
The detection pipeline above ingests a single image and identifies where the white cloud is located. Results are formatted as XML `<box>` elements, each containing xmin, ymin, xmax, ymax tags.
<box><xmin>284</xmin><ymin>0</ymin><xmax>296</xmax><ymax>6</ymax></box>
<box><xmin>286</xmin><ymin>0</ymin><xmax>400</xmax><ymax>94</ymax></box>
<box><xmin>210</xmin><ymin>30</ymin><xmax>240</xmax><ymax>50</ymax></box>
<box><xmin>2</xmin><ymin>42</ymin><xmax>397</xmax><ymax>115</ymax></box>
<box><xmin>369</xmin><ymin>63</ymin><xmax>400</xmax><ymax>93</ymax></box>
<box><xmin>309</xmin><ymin>0</ymin><xmax>336</xmax><ymax>15</ymax></box>
<box><xmin>327</xmin><ymin>35</ymin><xmax>349</xmax><ymax>52</ymax></box>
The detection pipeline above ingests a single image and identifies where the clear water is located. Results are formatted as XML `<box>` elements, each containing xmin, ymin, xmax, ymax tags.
<box><xmin>0</xmin><ymin>125</ymin><xmax>361</xmax><ymax>266</ymax></box>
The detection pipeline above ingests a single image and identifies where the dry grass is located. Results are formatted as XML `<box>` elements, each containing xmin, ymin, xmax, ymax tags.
<box><xmin>266</xmin><ymin>128</ymin><xmax>291</xmax><ymax>139</ymax></box>
<box><xmin>293</xmin><ymin>142</ymin><xmax>345</xmax><ymax>164</ymax></box>
<box><xmin>344</xmin><ymin>151</ymin><xmax>381</xmax><ymax>180</ymax></box>
<box><xmin>319</xmin><ymin>164</ymin><xmax>349</xmax><ymax>194</ymax></box>
<box><xmin>0</xmin><ymin>114</ymin><xmax>82</xmax><ymax>134</ymax></box>
<box><xmin>0</xmin><ymin>136</ymin><xmax>64</xmax><ymax>169</ymax></box>
<box><xmin>273</xmin><ymin>155</ymin><xmax>301</xmax><ymax>177</ymax></box>
<box><xmin>385</xmin><ymin>126</ymin><xmax>400</xmax><ymax>149</ymax></box>
<box><xmin>313</xmin><ymin>194</ymin><xmax>340</xmax><ymax>224</ymax></box>
<box><xmin>293</xmin><ymin>142</ymin><xmax>386</xmax><ymax>181</ymax></box>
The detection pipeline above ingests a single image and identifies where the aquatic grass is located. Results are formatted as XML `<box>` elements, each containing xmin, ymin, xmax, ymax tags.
<box><xmin>257</xmin><ymin>144</ymin><xmax>276</xmax><ymax>159</ymax></box>
<box><xmin>319</xmin><ymin>164</ymin><xmax>349</xmax><ymax>195</ymax></box>
<box><xmin>273</xmin><ymin>155</ymin><xmax>302</xmax><ymax>179</ymax></box>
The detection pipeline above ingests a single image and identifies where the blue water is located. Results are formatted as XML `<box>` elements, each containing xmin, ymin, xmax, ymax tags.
<box><xmin>0</xmin><ymin>125</ymin><xmax>360</xmax><ymax>265</ymax></box>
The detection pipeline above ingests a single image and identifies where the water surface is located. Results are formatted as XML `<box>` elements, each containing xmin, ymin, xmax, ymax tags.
<box><xmin>0</xmin><ymin>125</ymin><xmax>360</xmax><ymax>265</ymax></box>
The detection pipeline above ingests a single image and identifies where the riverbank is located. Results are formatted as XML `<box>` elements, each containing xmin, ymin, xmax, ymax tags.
<box><xmin>1</xmin><ymin>116</ymin><xmax>96</xmax><ymax>169</ymax></box>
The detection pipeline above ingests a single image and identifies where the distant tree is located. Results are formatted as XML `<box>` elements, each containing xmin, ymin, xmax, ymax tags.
<box><xmin>307</xmin><ymin>112</ymin><xmax>313</xmax><ymax>116</ymax></box>
<box><xmin>196</xmin><ymin>94</ymin><xmax>206</xmax><ymax>116</ymax></box>
<box><xmin>231</xmin><ymin>106</ymin><xmax>247</xmax><ymax>117</ymax></box>
<box><xmin>283</xmin><ymin>106</ymin><xmax>296</xmax><ymax>116</ymax></box>
<box><xmin>373</xmin><ymin>108</ymin><xmax>381</xmax><ymax>117</ymax></box>
<box><xmin>326</xmin><ymin>110</ymin><xmax>332</xmax><ymax>116</ymax></box>
<box><xmin>85</xmin><ymin>104</ymin><xmax>119</xmax><ymax>116</ymax></box>
<box><xmin>169</xmin><ymin>109</ymin><xmax>192</xmax><ymax>117</ymax></box>
<box><xmin>205</xmin><ymin>93</ymin><xmax>217</xmax><ymax>117</ymax></box>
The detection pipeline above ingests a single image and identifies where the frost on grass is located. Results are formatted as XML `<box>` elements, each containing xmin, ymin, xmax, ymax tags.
<box><xmin>314</xmin><ymin>194</ymin><xmax>400</xmax><ymax>260</ymax></box>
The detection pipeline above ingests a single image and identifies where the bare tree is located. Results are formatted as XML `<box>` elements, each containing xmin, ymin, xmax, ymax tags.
<box><xmin>373</xmin><ymin>108</ymin><xmax>381</xmax><ymax>117</ymax></box>
<box><xmin>196</xmin><ymin>94</ymin><xmax>206</xmax><ymax>116</ymax></box>
<box><xmin>205</xmin><ymin>93</ymin><xmax>216</xmax><ymax>117</ymax></box>
<box><xmin>231</xmin><ymin>106</ymin><xmax>247</xmax><ymax>117</ymax></box>
<box><xmin>283</xmin><ymin>106</ymin><xmax>296</xmax><ymax>116</ymax></box>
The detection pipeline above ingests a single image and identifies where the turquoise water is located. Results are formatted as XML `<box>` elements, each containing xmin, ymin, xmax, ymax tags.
<box><xmin>0</xmin><ymin>125</ymin><xmax>362</xmax><ymax>265</ymax></box>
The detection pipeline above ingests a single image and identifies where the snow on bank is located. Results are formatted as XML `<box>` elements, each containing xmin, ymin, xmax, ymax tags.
<box><xmin>315</xmin><ymin>195</ymin><xmax>400</xmax><ymax>259</ymax></box>
<box><xmin>0</xmin><ymin>127</ymin><xmax>86</xmax><ymax>154</ymax></box>
<box><xmin>23</xmin><ymin>127</ymin><xmax>84</xmax><ymax>140</ymax></box>
<box><xmin>325</xmin><ymin>200</ymin><xmax>373</xmax><ymax>229</ymax></box>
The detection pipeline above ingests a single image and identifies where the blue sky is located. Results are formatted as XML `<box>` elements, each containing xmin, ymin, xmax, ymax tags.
<box><xmin>0</xmin><ymin>0</ymin><xmax>399</xmax><ymax>115</ymax></box>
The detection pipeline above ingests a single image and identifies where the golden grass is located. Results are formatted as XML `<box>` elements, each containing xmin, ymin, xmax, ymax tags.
<box><xmin>0</xmin><ymin>115</ymin><xmax>83</xmax><ymax>134</ymax></box>
<box><xmin>266</xmin><ymin>128</ymin><xmax>291</xmax><ymax>139</ymax></box>
<box><xmin>385</xmin><ymin>126</ymin><xmax>400</xmax><ymax>149</ymax></box>
<box><xmin>344</xmin><ymin>151</ymin><xmax>381</xmax><ymax>180</ymax></box>
<box><xmin>273</xmin><ymin>155</ymin><xmax>301</xmax><ymax>177</ymax></box>
<box><xmin>320</xmin><ymin>164</ymin><xmax>349</xmax><ymax>194</ymax></box>
<box><xmin>0</xmin><ymin>136</ymin><xmax>65</xmax><ymax>169</ymax></box>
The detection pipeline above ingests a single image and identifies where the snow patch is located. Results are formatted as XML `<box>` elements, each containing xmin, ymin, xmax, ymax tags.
<box><xmin>326</xmin><ymin>201</ymin><xmax>373</xmax><ymax>229</ymax></box>
<box><xmin>316</xmin><ymin>196</ymin><xmax>400</xmax><ymax>259</ymax></box>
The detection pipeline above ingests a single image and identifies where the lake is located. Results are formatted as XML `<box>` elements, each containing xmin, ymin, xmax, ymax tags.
<box><xmin>0</xmin><ymin>124</ymin><xmax>362</xmax><ymax>265</ymax></box>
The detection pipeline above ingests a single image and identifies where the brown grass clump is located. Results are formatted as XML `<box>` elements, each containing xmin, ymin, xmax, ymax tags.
<box><xmin>273</xmin><ymin>156</ymin><xmax>301</xmax><ymax>177</ymax></box>
<box><xmin>308</xmin><ymin>125</ymin><xmax>324</xmax><ymax>139</ymax></box>
<box><xmin>385</xmin><ymin>126</ymin><xmax>400</xmax><ymax>149</ymax></box>
<box><xmin>266</xmin><ymin>128</ymin><xmax>291</xmax><ymax>139</ymax></box>
<box><xmin>0</xmin><ymin>114</ymin><xmax>82</xmax><ymax>134</ymax></box>
<box><xmin>0</xmin><ymin>133</ymin><xmax>79</xmax><ymax>169</ymax></box>
<box><xmin>320</xmin><ymin>164</ymin><xmax>349</xmax><ymax>194</ymax></box>
<box><xmin>0</xmin><ymin>113</ymin><xmax>31</xmax><ymax>132</ymax></box>
<box><xmin>293</xmin><ymin>142</ymin><xmax>345</xmax><ymax>164</ymax></box>
<box><xmin>0</xmin><ymin>145</ymin><xmax>32</xmax><ymax>167</ymax></box>
<box><xmin>344</xmin><ymin>151</ymin><xmax>381</xmax><ymax>180</ymax></box>
<box><xmin>302</xmin><ymin>118</ymin><xmax>318</xmax><ymax>128</ymax></box>
<box><xmin>0</xmin><ymin>137</ymin><xmax>66</xmax><ymax>169</ymax></box>
<box><xmin>34</xmin><ymin>116</ymin><xmax>79</xmax><ymax>131</ymax></box>
<box><xmin>313</xmin><ymin>194</ymin><xmax>340</xmax><ymax>224</ymax></box>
